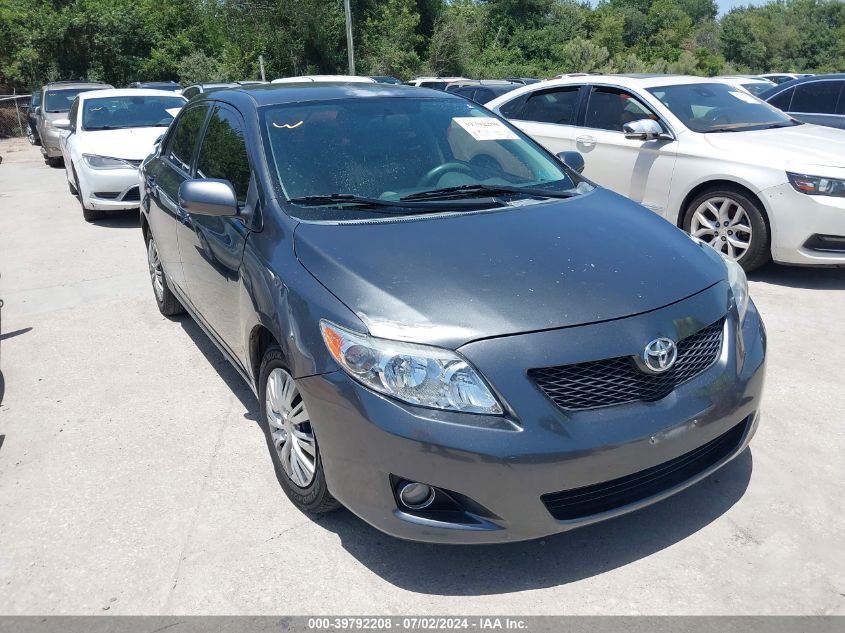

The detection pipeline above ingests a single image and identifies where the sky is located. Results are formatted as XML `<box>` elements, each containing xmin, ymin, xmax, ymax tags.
<box><xmin>717</xmin><ymin>0</ymin><xmax>769</xmax><ymax>13</ymax></box>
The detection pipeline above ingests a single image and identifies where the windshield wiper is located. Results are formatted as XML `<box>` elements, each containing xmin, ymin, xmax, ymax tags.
<box><xmin>286</xmin><ymin>193</ymin><xmax>495</xmax><ymax>211</ymax></box>
<box><xmin>401</xmin><ymin>183</ymin><xmax>577</xmax><ymax>201</ymax></box>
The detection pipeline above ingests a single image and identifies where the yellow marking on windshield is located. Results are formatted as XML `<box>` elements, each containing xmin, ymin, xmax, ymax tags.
<box><xmin>272</xmin><ymin>121</ymin><xmax>303</xmax><ymax>129</ymax></box>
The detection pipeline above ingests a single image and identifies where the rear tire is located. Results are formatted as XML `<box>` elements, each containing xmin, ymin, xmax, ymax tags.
<box><xmin>682</xmin><ymin>185</ymin><xmax>770</xmax><ymax>273</ymax></box>
<box><xmin>259</xmin><ymin>347</ymin><xmax>340</xmax><ymax>514</ymax></box>
<box><xmin>145</xmin><ymin>233</ymin><xmax>184</xmax><ymax>316</ymax></box>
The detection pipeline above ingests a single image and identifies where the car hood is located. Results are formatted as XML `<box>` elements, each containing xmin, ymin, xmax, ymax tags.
<box><xmin>294</xmin><ymin>189</ymin><xmax>726</xmax><ymax>349</ymax></box>
<box><xmin>704</xmin><ymin>124</ymin><xmax>845</xmax><ymax>173</ymax></box>
<box><xmin>78</xmin><ymin>127</ymin><xmax>166</xmax><ymax>161</ymax></box>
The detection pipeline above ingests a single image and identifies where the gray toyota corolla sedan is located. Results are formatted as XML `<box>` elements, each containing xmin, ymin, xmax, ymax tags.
<box><xmin>139</xmin><ymin>83</ymin><xmax>766</xmax><ymax>543</ymax></box>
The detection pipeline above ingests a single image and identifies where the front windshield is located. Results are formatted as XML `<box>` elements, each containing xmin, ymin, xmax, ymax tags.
<box><xmin>45</xmin><ymin>88</ymin><xmax>89</xmax><ymax>113</ymax></box>
<box><xmin>30</xmin><ymin>91</ymin><xmax>41</xmax><ymax>107</ymax></box>
<box><xmin>262</xmin><ymin>97</ymin><xmax>579</xmax><ymax>216</ymax></box>
<box><xmin>82</xmin><ymin>95</ymin><xmax>185</xmax><ymax>131</ymax></box>
<box><xmin>648</xmin><ymin>83</ymin><xmax>797</xmax><ymax>132</ymax></box>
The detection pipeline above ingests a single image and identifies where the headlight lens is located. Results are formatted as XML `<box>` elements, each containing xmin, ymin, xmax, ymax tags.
<box><xmin>83</xmin><ymin>154</ymin><xmax>134</xmax><ymax>170</ymax></box>
<box><xmin>787</xmin><ymin>172</ymin><xmax>845</xmax><ymax>197</ymax></box>
<box><xmin>320</xmin><ymin>321</ymin><xmax>503</xmax><ymax>415</ymax></box>
<box><xmin>721</xmin><ymin>254</ymin><xmax>749</xmax><ymax>321</ymax></box>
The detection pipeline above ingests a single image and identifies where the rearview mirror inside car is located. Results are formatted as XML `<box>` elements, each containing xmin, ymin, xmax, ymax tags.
<box><xmin>556</xmin><ymin>151</ymin><xmax>585</xmax><ymax>174</ymax></box>
<box><xmin>52</xmin><ymin>119</ymin><xmax>71</xmax><ymax>130</ymax></box>
<box><xmin>623</xmin><ymin>118</ymin><xmax>665</xmax><ymax>141</ymax></box>
<box><xmin>178</xmin><ymin>179</ymin><xmax>238</xmax><ymax>217</ymax></box>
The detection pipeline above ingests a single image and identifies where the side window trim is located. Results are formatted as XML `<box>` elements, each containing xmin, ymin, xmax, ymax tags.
<box><xmin>582</xmin><ymin>84</ymin><xmax>673</xmax><ymax>137</ymax></box>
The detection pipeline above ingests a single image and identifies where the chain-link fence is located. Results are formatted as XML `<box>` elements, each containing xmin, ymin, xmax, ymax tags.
<box><xmin>0</xmin><ymin>94</ymin><xmax>32</xmax><ymax>139</ymax></box>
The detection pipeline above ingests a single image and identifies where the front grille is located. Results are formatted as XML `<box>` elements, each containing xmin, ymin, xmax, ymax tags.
<box><xmin>93</xmin><ymin>192</ymin><xmax>119</xmax><ymax>199</ymax></box>
<box><xmin>529</xmin><ymin>318</ymin><xmax>725</xmax><ymax>411</ymax></box>
<box><xmin>542</xmin><ymin>418</ymin><xmax>748</xmax><ymax>521</ymax></box>
<box><xmin>121</xmin><ymin>186</ymin><xmax>140</xmax><ymax>201</ymax></box>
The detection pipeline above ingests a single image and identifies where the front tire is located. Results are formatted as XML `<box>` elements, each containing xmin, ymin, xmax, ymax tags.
<box><xmin>45</xmin><ymin>156</ymin><xmax>63</xmax><ymax>168</ymax></box>
<box><xmin>145</xmin><ymin>233</ymin><xmax>184</xmax><ymax>316</ymax></box>
<box><xmin>682</xmin><ymin>186</ymin><xmax>770</xmax><ymax>272</ymax></box>
<box><xmin>259</xmin><ymin>348</ymin><xmax>340</xmax><ymax>514</ymax></box>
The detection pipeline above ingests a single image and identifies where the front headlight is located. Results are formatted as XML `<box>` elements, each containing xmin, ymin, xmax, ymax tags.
<box><xmin>721</xmin><ymin>254</ymin><xmax>749</xmax><ymax>322</ymax></box>
<box><xmin>320</xmin><ymin>320</ymin><xmax>503</xmax><ymax>415</ymax></box>
<box><xmin>787</xmin><ymin>172</ymin><xmax>845</xmax><ymax>198</ymax></box>
<box><xmin>82</xmin><ymin>154</ymin><xmax>134</xmax><ymax>170</ymax></box>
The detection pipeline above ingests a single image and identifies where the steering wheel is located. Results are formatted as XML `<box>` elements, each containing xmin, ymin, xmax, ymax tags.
<box><xmin>418</xmin><ymin>162</ymin><xmax>474</xmax><ymax>188</ymax></box>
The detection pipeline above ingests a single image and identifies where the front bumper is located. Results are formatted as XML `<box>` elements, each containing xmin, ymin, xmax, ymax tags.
<box><xmin>762</xmin><ymin>183</ymin><xmax>845</xmax><ymax>265</ymax></box>
<box><xmin>78</xmin><ymin>165</ymin><xmax>142</xmax><ymax>210</ymax></box>
<box><xmin>298</xmin><ymin>285</ymin><xmax>766</xmax><ymax>543</ymax></box>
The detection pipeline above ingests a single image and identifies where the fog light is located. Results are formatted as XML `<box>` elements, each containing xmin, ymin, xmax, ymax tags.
<box><xmin>398</xmin><ymin>481</ymin><xmax>435</xmax><ymax>510</ymax></box>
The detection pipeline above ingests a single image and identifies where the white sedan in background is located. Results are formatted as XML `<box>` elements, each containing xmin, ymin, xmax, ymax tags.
<box><xmin>716</xmin><ymin>75</ymin><xmax>777</xmax><ymax>97</ymax></box>
<box><xmin>55</xmin><ymin>88</ymin><xmax>186</xmax><ymax>221</ymax></box>
<box><xmin>486</xmin><ymin>74</ymin><xmax>845</xmax><ymax>271</ymax></box>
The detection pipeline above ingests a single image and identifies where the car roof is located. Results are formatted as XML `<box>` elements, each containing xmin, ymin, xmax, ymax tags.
<box><xmin>718</xmin><ymin>75</ymin><xmax>773</xmax><ymax>83</ymax></box>
<box><xmin>271</xmin><ymin>75</ymin><xmax>375</xmax><ymax>84</ymax></box>
<box><xmin>758</xmin><ymin>73</ymin><xmax>845</xmax><ymax>99</ymax></box>
<box><xmin>75</xmin><ymin>88</ymin><xmax>188</xmax><ymax>100</ymax></box>
<box><xmin>448</xmin><ymin>80</ymin><xmax>520</xmax><ymax>87</ymax></box>
<box><xmin>44</xmin><ymin>81</ymin><xmax>111</xmax><ymax>90</ymax></box>
<box><xmin>190</xmin><ymin>82</ymin><xmax>455</xmax><ymax>108</ymax></box>
<box><xmin>500</xmin><ymin>74</ymin><xmax>731</xmax><ymax>93</ymax></box>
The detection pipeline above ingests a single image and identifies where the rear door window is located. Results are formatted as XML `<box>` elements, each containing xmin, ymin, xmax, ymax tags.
<box><xmin>790</xmin><ymin>81</ymin><xmax>843</xmax><ymax>114</ymax></box>
<box><xmin>518</xmin><ymin>87</ymin><xmax>581</xmax><ymax>125</ymax></box>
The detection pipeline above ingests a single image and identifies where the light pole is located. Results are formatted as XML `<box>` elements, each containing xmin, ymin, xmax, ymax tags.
<box><xmin>343</xmin><ymin>0</ymin><xmax>355</xmax><ymax>75</ymax></box>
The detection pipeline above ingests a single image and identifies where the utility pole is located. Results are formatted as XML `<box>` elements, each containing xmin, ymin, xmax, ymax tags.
<box><xmin>259</xmin><ymin>55</ymin><xmax>266</xmax><ymax>82</ymax></box>
<box><xmin>343</xmin><ymin>0</ymin><xmax>355</xmax><ymax>75</ymax></box>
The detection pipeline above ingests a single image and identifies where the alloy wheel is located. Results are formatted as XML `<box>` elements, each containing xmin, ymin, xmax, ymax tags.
<box><xmin>689</xmin><ymin>196</ymin><xmax>752</xmax><ymax>261</ymax></box>
<box><xmin>265</xmin><ymin>367</ymin><xmax>317</xmax><ymax>488</ymax></box>
<box><xmin>147</xmin><ymin>239</ymin><xmax>165</xmax><ymax>302</ymax></box>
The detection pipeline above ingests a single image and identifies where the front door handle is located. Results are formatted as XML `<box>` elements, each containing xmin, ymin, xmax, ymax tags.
<box><xmin>576</xmin><ymin>135</ymin><xmax>597</xmax><ymax>148</ymax></box>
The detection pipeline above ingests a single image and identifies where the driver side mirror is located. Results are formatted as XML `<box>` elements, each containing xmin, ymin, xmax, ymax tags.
<box><xmin>623</xmin><ymin>118</ymin><xmax>666</xmax><ymax>141</ymax></box>
<box><xmin>53</xmin><ymin>119</ymin><xmax>71</xmax><ymax>130</ymax></box>
<box><xmin>179</xmin><ymin>179</ymin><xmax>238</xmax><ymax>217</ymax></box>
<box><xmin>556</xmin><ymin>151</ymin><xmax>585</xmax><ymax>174</ymax></box>
<box><xmin>34</xmin><ymin>106</ymin><xmax>41</xmax><ymax>115</ymax></box>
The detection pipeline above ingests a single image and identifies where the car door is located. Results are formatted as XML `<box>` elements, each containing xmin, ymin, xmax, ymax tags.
<box><xmin>176</xmin><ymin>103</ymin><xmax>254</xmax><ymax>360</ymax></box>
<box><xmin>786</xmin><ymin>80</ymin><xmax>844</xmax><ymax>129</ymax></box>
<box><xmin>145</xmin><ymin>102</ymin><xmax>210</xmax><ymax>293</ymax></box>
<box><xmin>503</xmin><ymin>85</ymin><xmax>585</xmax><ymax>156</ymax></box>
<box><xmin>573</xmin><ymin>85</ymin><xmax>678</xmax><ymax>217</ymax></box>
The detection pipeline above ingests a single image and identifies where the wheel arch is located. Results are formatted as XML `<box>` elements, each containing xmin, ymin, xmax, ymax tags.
<box><xmin>248</xmin><ymin>324</ymin><xmax>281</xmax><ymax>387</ymax></box>
<box><xmin>677</xmin><ymin>179</ymin><xmax>772</xmax><ymax>236</ymax></box>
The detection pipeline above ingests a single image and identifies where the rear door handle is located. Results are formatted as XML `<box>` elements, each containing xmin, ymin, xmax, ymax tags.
<box><xmin>576</xmin><ymin>135</ymin><xmax>597</xmax><ymax>147</ymax></box>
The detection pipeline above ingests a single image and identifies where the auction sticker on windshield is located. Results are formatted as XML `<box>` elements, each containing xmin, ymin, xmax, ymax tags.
<box><xmin>453</xmin><ymin>117</ymin><xmax>520</xmax><ymax>141</ymax></box>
